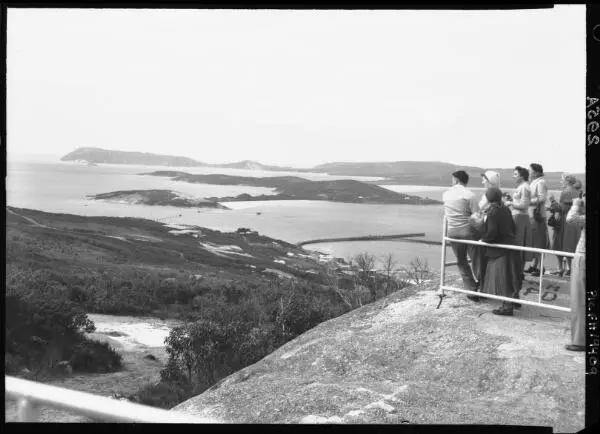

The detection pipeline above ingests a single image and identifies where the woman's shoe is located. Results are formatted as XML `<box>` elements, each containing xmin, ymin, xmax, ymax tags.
<box><xmin>565</xmin><ymin>344</ymin><xmax>585</xmax><ymax>352</ymax></box>
<box><xmin>550</xmin><ymin>270</ymin><xmax>564</xmax><ymax>277</ymax></box>
<box><xmin>530</xmin><ymin>268</ymin><xmax>545</xmax><ymax>277</ymax></box>
<box><xmin>492</xmin><ymin>306</ymin><xmax>514</xmax><ymax>316</ymax></box>
<box><xmin>565</xmin><ymin>270</ymin><xmax>571</xmax><ymax>277</ymax></box>
<box><xmin>524</xmin><ymin>266</ymin><xmax>536</xmax><ymax>274</ymax></box>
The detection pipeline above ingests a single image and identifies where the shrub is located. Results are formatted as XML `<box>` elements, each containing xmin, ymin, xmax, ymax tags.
<box><xmin>163</xmin><ymin>320</ymin><xmax>249</xmax><ymax>386</ymax></box>
<box><xmin>67</xmin><ymin>339</ymin><xmax>123</xmax><ymax>373</ymax></box>
<box><xmin>132</xmin><ymin>381</ymin><xmax>203</xmax><ymax>409</ymax></box>
<box><xmin>4</xmin><ymin>291</ymin><xmax>122</xmax><ymax>375</ymax></box>
<box><xmin>5</xmin><ymin>353</ymin><xmax>25</xmax><ymax>375</ymax></box>
<box><xmin>69</xmin><ymin>285</ymin><xmax>88</xmax><ymax>303</ymax></box>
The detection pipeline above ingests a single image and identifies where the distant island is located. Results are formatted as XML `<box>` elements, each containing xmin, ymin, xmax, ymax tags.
<box><xmin>142</xmin><ymin>172</ymin><xmax>442</xmax><ymax>205</ymax></box>
<box><xmin>61</xmin><ymin>147</ymin><xmax>296</xmax><ymax>171</ymax></box>
<box><xmin>61</xmin><ymin>147</ymin><xmax>585</xmax><ymax>190</ymax></box>
<box><xmin>89</xmin><ymin>189</ymin><xmax>229</xmax><ymax>209</ymax></box>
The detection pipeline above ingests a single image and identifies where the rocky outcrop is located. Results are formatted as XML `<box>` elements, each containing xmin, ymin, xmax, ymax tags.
<box><xmin>89</xmin><ymin>190</ymin><xmax>228</xmax><ymax>209</ymax></box>
<box><xmin>174</xmin><ymin>278</ymin><xmax>584</xmax><ymax>431</ymax></box>
<box><xmin>143</xmin><ymin>172</ymin><xmax>442</xmax><ymax>205</ymax></box>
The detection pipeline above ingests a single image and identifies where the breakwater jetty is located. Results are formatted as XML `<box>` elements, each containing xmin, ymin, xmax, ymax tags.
<box><xmin>297</xmin><ymin>233</ymin><xmax>431</xmax><ymax>247</ymax></box>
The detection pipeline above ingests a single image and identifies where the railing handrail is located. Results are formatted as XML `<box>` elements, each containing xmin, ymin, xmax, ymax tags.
<box><xmin>5</xmin><ymin>376</ymin><xmax>218</xmax><ymax>423</ymax></box>
<box><xmin>443</xmin><ymin>236</ymin><xmax>581</xmax><ymax>258</ymax></box>
<box><xmin>439</xmin><ymin>217</ymin><xmax>576</xmax><ymax>313</ymax></box>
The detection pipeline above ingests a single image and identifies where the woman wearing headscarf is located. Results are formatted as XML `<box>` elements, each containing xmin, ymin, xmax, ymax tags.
<box><xmin>527</xmin><ymin>163</ymin><xmax>550</xmax><ymax>277</ymax></box>
<box><xmin>565</xmin><ymin>192</ymin><xmax>585</xmax><ymax>351</ymax></box>
<box><xmin>468</xmin><ymin>170</ymin><xmax>502</xmax><ymax>289</ymax></box>
<box><xmin>551</xmin><ymin>174</ymin><xmax>582</xmax><ymax>277</ymax></box>
<box><xmin>480</xmin><ymin>187</ymin><xmax>523</xmax><ymax>316</ymax></box>
<box><xmin>478</xmin><ymin>170</ymin><xmax>501</xmax><ymax>210</ymax></box>
<box><xmin>504</xmin><ymin>166</ymin><xmax>533</xmax><ymax>268</ymax></box>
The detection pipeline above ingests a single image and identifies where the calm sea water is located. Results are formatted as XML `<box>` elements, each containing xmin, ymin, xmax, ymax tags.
<box><xmin>7</xmin><ymin>160</ymin><xmax>559</xmax><ymax>269</ymax></box>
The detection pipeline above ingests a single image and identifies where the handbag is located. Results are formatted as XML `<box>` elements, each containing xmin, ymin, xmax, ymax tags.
<box><xmin>548</xmin><ymin>212</ymin><xmax>561</xmax><ymax>229</ymax></box>
<box><xmin>469</xmin><ymin>210</ymin><xmax>486</xmax><ymax>237</ymax></box>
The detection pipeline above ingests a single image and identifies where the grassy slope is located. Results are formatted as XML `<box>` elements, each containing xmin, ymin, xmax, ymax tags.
<box><xmin>4</xmin><ymin>206</ymin><xmax>353</xmax><ymax>420</ymax></box>
<box><xmin>6</xmin><ymin>206</ymin><xmax>331</xmax><ymax>302</ymax></box>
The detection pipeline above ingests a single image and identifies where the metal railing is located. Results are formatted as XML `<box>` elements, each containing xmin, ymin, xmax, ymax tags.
<box><xmin>439</xmin><ymin>218</ymin><xmax>581</xmax><ymax>312</ymax></box>
<box><xmin>5</xmin><ymin>376</ymin><xmax>218</xmax><ymax>423</ymax></box>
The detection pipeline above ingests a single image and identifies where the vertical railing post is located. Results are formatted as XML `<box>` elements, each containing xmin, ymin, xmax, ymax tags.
<box><xmin>439</xmin><ymin>217</ymin><xmax>448</xmax><ymax>295</ymax></box>
<box><xmin>17</xmin><ymin>398</ymin><xmax>41</xmax><ymax>422</ymax></box>
<box><xmin>538</xmin><ymin>252</ymin><xmax>545</xmax><ymax>304</ymax></box>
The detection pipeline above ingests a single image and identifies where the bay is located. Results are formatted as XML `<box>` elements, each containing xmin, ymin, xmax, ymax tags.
<box><xmin>7</xmin><ymin>160</ymin><xmax>560</xmax><ymax>270</ymax></box>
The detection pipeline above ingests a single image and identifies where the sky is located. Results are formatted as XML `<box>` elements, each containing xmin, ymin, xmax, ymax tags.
<box><xmin>7</xmin><ymin>7</ymin><xmax>586</xmax><ymax>172</ymax></box>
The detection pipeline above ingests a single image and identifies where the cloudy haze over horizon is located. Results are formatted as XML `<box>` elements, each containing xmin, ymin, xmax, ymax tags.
<box><xmin>7</xmin><ymin>7</ymin><xmax>585</xmax><ymax>172</ymax></box>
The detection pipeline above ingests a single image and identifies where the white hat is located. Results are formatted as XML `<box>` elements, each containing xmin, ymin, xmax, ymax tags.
<box><xmin>482</xmin><ymin>170</ymin><xmax>501</xmax><ymax>188</ymax></box>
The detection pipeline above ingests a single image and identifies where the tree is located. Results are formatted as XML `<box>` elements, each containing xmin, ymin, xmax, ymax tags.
<box><xmin>325</xmin><ymin>258</ymin><xmax>369</xmax><ymax>309</ymax></box>
<box><xmin>402</xmin><ymin>256</ymin><xmax>433</xmax><ymax>285</ymax></box>
<box><xmin>352</xmin><ymin>252</ymin><xmax>378</xmax><ymax>302</ymax></box>
<box><xmin>162</xmin><ymin>320</ymin><xmax>247</xmax><ymax>386</ymax></box>
<box><xmin>381</xmin><ymin>253</ymin><xmax>398</xmax><ymax>295</ymax></box>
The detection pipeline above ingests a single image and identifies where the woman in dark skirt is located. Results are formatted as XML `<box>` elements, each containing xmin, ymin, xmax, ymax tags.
<box><xmin>480</xmin><ymin>187</ymin><xmax>523</xmax><ymax>316</ymax></box>
<box><xmin>551</xmin><ymin>174</ymin><xmax>582</xmax><ymax>276</ymax></box>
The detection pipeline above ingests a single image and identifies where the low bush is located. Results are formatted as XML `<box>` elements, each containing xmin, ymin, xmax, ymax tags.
<box><xmin>67</xmin><ymin>339</ymin><xmax>123</xmax><ymax>373</ymax></box>
<box><xmin>5</xmin><ymin>353</ymin><xmax>25</xmax><ymax>375</ymax></box>
<box><xmin>131</xmin><ymin>381</ymin><xmax>203</xmax><ymax>409</ymax></box>
<box><xmin>5</xmin><ymin>291</ymin><xmax>122</xmax><ymax>376</ymax></box>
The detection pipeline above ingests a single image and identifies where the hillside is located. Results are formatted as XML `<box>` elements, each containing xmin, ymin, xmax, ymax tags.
<box><xmin>214</xmin><ymin>160</ymin><xmax>297</xmax><ymax>171</ymax></box>
<box><xmin>5</xmin><ymin>206</ymin><xmax>334</xmax><ymax>296</ymax></box>
<box><xmin>174</xmin><ymin>278</ymin><xmax>585</xmax><ymax>431</ymax></box>
<box><xmin>311</xmin><ymin>160</ymin><xmax>484</xmax><ymax>178</ymax></box>
<box><xmin>6</xmin><ymin>206</ymin><xmax>413</xmax><ymax>418</ymax></box>
<box><xmin>143</xmin><ymin>172</ymin><xmax>442</xmax><ymax>205</ymax></box>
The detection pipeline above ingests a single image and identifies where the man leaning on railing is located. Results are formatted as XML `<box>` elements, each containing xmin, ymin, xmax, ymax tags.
<box><xmin>442</xmin><ymin>170</ymin><xmax>481</xmax><ymax>301</ymax></box>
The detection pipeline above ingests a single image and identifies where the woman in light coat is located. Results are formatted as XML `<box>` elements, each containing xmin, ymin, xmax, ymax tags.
<box><xmin>565</xmin><ymin>193</ymin><xmax>585</xmax><ymax>351</ymax></box>
<box><xmin>504</xmin><ymin>166</ymin><xmax>533</xmax><ymax>268</ymax></box>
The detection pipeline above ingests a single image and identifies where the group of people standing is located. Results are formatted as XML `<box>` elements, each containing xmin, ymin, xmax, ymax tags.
<box><xmin>442</xmin><ymin>164</ymin><xmax>586</xmax><ymax>352</ymax></box>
